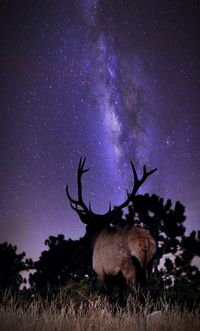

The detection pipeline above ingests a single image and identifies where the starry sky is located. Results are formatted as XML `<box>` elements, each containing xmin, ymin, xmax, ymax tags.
<box><xmin>0</xmin><ymin>0</ymin><xmax>200</xmax><ymax>260</ymax></box>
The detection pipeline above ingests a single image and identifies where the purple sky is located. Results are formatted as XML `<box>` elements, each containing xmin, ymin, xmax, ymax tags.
<box><xmin>0</xmin><ymin>0</ymin><xmax>200</xmax><ymax>260</ymax></box>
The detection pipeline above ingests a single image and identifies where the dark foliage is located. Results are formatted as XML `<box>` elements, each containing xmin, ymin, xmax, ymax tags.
<box><xmin>29</xmin><ymin>234</ymin><xmax>93</xmax><ymax>296</ymax></box>
<box><xmin>0</xmin><ymin>242</ymin><xmax>27</xmax><ymax>293</ymax></box>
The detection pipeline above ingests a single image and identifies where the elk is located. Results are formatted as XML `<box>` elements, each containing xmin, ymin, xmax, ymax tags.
<box><xmin>66</xmin><ymin>157</ymin><xmax>157</xmax><ymax>293</ymax></box>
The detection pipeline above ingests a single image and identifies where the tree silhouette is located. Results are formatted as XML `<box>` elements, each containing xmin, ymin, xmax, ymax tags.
<box><xmin>0</xmin><ymin>242</ymin><xmax>27</xmax><ymax>293</ymax></box>
<box><xmin>29</xmin><ymin>234</ymin><xmax>92</xmax><ymax>296</ymax></box>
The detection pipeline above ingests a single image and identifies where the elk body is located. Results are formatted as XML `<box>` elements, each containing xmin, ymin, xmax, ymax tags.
<box><xmin>66</xmin><ymin>158</ymin><xmax>157</xmax><ymax>292</ymax></box>
<box><xmin>93</xmin><ymin>226</ymin><xmax>156</xmax><ymax>290</ymax></box>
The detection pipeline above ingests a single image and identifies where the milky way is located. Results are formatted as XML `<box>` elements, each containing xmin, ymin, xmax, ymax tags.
<box><xmin>0</xmin><ymin>0</ymin><xmax>200</xmax><ymax>260</ymax></box>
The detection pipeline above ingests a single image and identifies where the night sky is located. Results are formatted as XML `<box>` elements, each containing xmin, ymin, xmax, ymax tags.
<box><xmin>0</xmin><ymin>0</ymin><xmax>200</xmax><ymax>260</ymax></box>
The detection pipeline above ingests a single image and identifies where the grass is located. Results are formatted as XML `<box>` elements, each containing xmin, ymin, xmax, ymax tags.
<box><xmin>0</xmin><ymin>290</ymin><xmax>199</xmax><ymax>331</ymax></box>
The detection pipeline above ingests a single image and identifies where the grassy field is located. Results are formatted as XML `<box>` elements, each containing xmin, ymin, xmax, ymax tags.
<box><xmin>0</xmin><ymin>291</ymin><xmax>199</xmax><ymax>331</ymax></box>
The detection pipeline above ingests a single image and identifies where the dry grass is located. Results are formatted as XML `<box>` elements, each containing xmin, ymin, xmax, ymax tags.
<box><xmin>0</xmin><ymin>291</ymin><xmax>199</xmax><ymax>331</ymax></box>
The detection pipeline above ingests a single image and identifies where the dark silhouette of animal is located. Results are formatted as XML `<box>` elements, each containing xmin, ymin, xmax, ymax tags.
<box><xmin>66</xmin><ymin>157</ymin><xmax>157</xmax><ymax>292</ymax></box>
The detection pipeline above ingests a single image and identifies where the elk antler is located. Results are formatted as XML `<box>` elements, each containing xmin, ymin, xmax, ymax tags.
<box><xmin>66</xmin><ymin>157</ymin><xmax>93</xmax><ymax>223</ymax></box>
<box><xmin>66</xmin><ymin>157</ymin><xmax>157</xmax><ymax>224</ymax></box>
<box><xmin>115</xmin><ymin>162</ymin><xmax>157</xmax><ymax>210</ymax></box>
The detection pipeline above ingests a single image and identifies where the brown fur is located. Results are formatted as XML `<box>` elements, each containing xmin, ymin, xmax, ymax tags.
<box><xmin>92</xmin><ymin>226</ymin><xmax>156</xmax><ymax>289</ymax></box>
